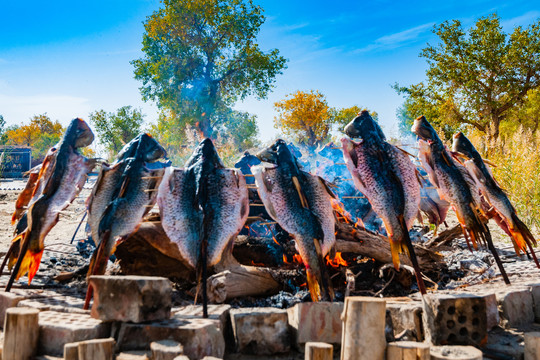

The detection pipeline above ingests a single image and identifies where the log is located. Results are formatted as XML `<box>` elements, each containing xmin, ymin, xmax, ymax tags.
<box><xmin>2</xmin><ymin>307</ymin><xmax>40</xmax><ymax>360</ymax></box>
<box><xmin>524</xmin><ymin>332</ymin><xmax>540</xmax><ymax>360</ymax></box>
<box><xmin>151</xmin><ymin>340</ymin><xmax>184</xmax><ymax>360</ymax></box>
<box><xmin>305</xmin><ymin>342</ymin><xmax>333</xmax><ymax>360</ymax></box>
<box><xmin>425</xmin><ymin>225</ymin><xmax>462</xmax><ymax>248</ymax></box>
<box><xmin>64</xmin><ymin>342</ymin><xmax>80</xmax><ymax>360</ymax></box>
<box><xmin>340</xmin><ymin>297</ymin><xmax>386</xmax><ymax>360</ymax></box>
<box><xmin>78</xmin><ymin>338</ymin><xmax>115</xmax><ymax>360</ymax></box>
<box><xmin>386</xmin><ymin>341</ymin><xmax>430</xmax><ymax>360</ymax></box>
<box><xmin>429</xmin><ymin>345</ymin><xmax>482</xmax><ymax>360</ymax></box>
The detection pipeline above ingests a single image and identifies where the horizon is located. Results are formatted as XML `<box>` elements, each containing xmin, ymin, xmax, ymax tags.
<box><xmin>1</xmin><ymin>0</ymin><xmax>539</xmax><ymax>146</ymax></box>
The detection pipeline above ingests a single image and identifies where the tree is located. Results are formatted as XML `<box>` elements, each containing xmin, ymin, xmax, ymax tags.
<box><xmin>334</xmin><ymin>105</ymin><xmax>378</xmax><ymax>132</ymax></box>
<box><xmin>395</xmin><ymin>14</ymin><xmax>540</xmax><ymax>144</ymax></box>
<box><xmin>89</xmin><ymin>106</ymin><xmax>145</xmax><ymax>157</ymax></box>
<box><xmin>274</xmin><ymin>90</ymin><xmax>334</xmax><ymax>147</ymax></box>
<box><xmin>0</xmin><ymin>115</ymin><xmax>7</xmax><ymax>144</ymax></box>
<box><xmin>4</xmin><ymin>114</ymin><xmax>64</xmax><ymax>160</ymax></box>
<box><xmin>131</xmin><ymin>0</ymin><xmax>287</xmax><ymax>138</ymax></box>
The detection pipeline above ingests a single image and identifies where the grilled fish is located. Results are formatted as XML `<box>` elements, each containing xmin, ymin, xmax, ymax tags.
<box><xmin>418</xmin><ymin>166</ymin><xmax>450</xmax><ymax>232</ymax></box>
<box><xmin>452</xmin><ymin>132</ymin><xmax>539</xmax><ymax>266</ymax></box>
<box><xmin>341</xmin><ymin>111</ymin><xmax>426</xmax><ymax>294</ymax></box>
<box><xmin>412</xmin><ymin>116</ymin><xmax>510</xmax><ymax>284</ymax></box>
<box><xmin>157</xmin><ymin>138</ymin><xmax>249</xmax><ymax>316</ymax></box>
<box><xmin>4</xmin><ymin>118</ymin><xmax>96</xmax><ymax>290</ymax></box>
<box><xmin>252</xmin><ymin>139</ymin><xmax>336</xmax><ymax>302</ymax></box>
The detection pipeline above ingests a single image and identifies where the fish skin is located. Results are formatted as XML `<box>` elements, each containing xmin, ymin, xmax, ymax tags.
<box><xmin>452</xmin><ymin>132</ymin><xmax>537</xmax><ymax>258</ymax></box>
<box><xmin>252</xmin><ymin>139</ymin><xmax>336</xmax><ymax>302</ymax></box>
<box><xmin>342</xmin><ymin>111</ymin><xmax>421</xmax><ymax>269</ymax></box>
<box><xmin>157</xmin><ymin>138</ymin><xmax>249</xmax><ymax>269</ymax></box>
<box><xmin>8</xmin><ymin>118</ymin><xmax>96</xmax><ymax>284</ymax></box>
<box><xmin>87</xmin><ymin>133</ymin><xmax>166</xmax><ymax>278</ymax></box>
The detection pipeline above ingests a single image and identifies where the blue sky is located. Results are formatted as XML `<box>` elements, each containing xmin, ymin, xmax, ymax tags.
<box><xmin>1</xmin><ymin>0</ymin><xmax>539</xmax><ymax>143</ymax></box>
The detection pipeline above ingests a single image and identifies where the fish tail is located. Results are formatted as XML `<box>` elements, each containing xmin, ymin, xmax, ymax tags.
<box><xmin>305</xmin><ymin>237</ymin><xmax>334</xmax><ymax>302</ymax></box>
<box><xmin>15</xmin><ymin>249</ymin><xmax>44</xmax><ymax>284</ymax></box>
<box><xmin>508</xmin><ymin>213</ymin><xmax>539</xmax><ymax>267</ymax></box>
<box><xmin>397</xmin><ymin>215</ymin><xmax>426</xmax><ymax>295</ymax></box>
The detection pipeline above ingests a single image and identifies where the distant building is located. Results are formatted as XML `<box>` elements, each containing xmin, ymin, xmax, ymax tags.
<box><xmin>0</xmin><ymin>146</ymin><xmax>32</xmax><ymax>178</ymax></box>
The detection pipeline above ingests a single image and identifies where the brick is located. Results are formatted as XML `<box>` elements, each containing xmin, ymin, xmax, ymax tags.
<box><xmin>287</xmin><ymin>302</ymin><xmax>343</xmax><ymax>349</ymax></box>
<box><xmin>495</xmin><ymin>286</ymin><xmax>534</xmax><ymax>328</ymax></box>
<box><xmin>17</xmin><ymin>295</ymin><xmax>88</xmax><ymax>314</ymax></box>
<box><xmin>38</xmin><ymin>311</ymin><xmax>111</xmax><ymax>356</ymax></box>
<box><xmin>422</xmin><ymin>294</ymin><xmax>488</xmax><ymax>346</ymax></box>
<box><xmin>172</xmin><ymin>304</ymin><xmax>230</xmax><ymax>331</ymax></box>
<box><xmin>116</xmin><ymin>317</ymin><xmax>225</xmax><ymax>360</ymax></box>
<box><xmin>89</xmin><ymin>275</ymin><xmax>172</xmax><ymax>323</ymax></box>
<box><xmin>230</xmin><ymin>307</ymin><xmax>290</xmax><ymax>355</ymax></box>
<box><xmin>151</xmin><ymin>340</ymin><xmax>183</xmax><ymax>360</ymax></box>
<box><xmin>386</xmin><ymin>301</ymin><xmax>423</xmax><ymax>341</ymax></box>
<box><xmin>0</xmin><ymin>291</ymin><xmax>26</xmax><ymax>328</ymax></box>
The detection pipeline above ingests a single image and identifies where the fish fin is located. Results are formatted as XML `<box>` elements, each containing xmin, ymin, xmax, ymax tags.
<box><xmin>317</xmin><ymin>176</ymin><xmax>338</xmax><ymax>199</ymax></box>
<box><xmin>86</xmin><ymin>163</ymin><xmax>110</xmax><ymax>209</ymax></box>
<box><xmin>118</xmin><ymin>177</ymin><xmax>130</xmax><ymax>198</ymax></box>
<box><xmin>509</xmin><ymin>213</ymin><xmax>537</xmax><ymax>252</ymax></box>
<box><xmin>415</xmin><ymin>169</ymin><xmax>425</xmax><ymax>188</ymax></box>
<box><xmin>395</xmin><ymin>145</ymin><xmax>417</xmax><ymax>158</ymax></box>
<box><xmin>31</xmin><ymin>154</ymin><xmax>54</xmax><ymax>198</ymax></box>
<box><xmin>14</xmin><ymin>248</ymin><xmax>43</xmax><ymax>284</ymax></box>
<box><xmin>482</xmin><ymin>158</ymin><xmax>497</xmax><ymax>167</ymax></box>
<box><xmin>292</xmin><ymin>176</ymin><xmax>309</xmax><ymax>209</ymax></box>
<box><xmin>305</xmin><ymin>237</ymin><xmax>334</xmax><ymax>302</ymax></box>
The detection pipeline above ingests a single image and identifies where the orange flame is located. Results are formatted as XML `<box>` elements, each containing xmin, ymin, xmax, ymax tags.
<box><xmin>283</xmin><ymin>254</ymin><xmax>289</xmax><ymax>264</ymax></box>
<box><xmin>331</xmin><ymin>199</ymin><xmax>353</xmax><ymax>224</ymax></box>
<box><xmin>293</xmin><ymin>254</ymin><xmax>303</xmax><ymax>264</ymax></box>
<box><xmin>326</xmin><ymin>252</ymin><xmax>348</xmax><ymax>268</ymax></box>
<box><xmin>250</xmin><ymin>260</ymin><xmax>265</xmax><ymax>267</ymax></box>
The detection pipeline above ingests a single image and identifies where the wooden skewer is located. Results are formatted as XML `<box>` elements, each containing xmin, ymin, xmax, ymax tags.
<box><xmin>246</xmin><ymin>186</ymin><xmax>258</xmax><ymax>189</ymax></box>
<box><xmin>143</xmin><ymin>220</ymin><xmax>161</xmax><ymax>224</ymax></box>
<box><xmin>244</xmin><ymin>174</ymin><xmax>255</xmax><ymax>177</ymax></box>
<box><xmin>141</xmin><ymin>176</ymin><xmax>163</xmax><ymax>180</ymax></box>
<box><xmin>144</xmin><ymin>205</ymin><xmax>155</xmax><ymax>208</ymax></box>
<box><xmin>342</xmin><ymin>196</ymin><xmax>365</xmax><ymax>199</ymax></box>
<box><xmin>143</xmin><ymin>189</ymin><xmax>159</xmax><ymax>192</ymax></box>
<box><xmin>249</xmin><ymin>203</ymin><xmax>265</xmax><ymax>207</ymax></box>
<box><xmin>259</xmin><ymin>221</ymin><xmax>277</xmax><ymax>226</ymax></box>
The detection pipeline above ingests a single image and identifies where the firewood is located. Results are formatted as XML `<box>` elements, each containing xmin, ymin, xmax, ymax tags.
<box><xmin>2</xmin><ymin>307</ymin><xmax>40</xmax><ymax>360</ymax></box>
<box><xmin>305</xmin><ymin>342</ymin><xmax>333</xmax><ymax>360</ymax></box>
<box><xmin>386</xmin><ymin>341</ymin><xmax>430</xmax><ymax>360</ymax></box>
<box><xmin>78</xmin><ymin>338</ymin><xmax>115</xmax><ymax>360</ymax></box>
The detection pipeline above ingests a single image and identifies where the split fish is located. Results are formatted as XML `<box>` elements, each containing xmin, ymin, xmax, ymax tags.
<box><xmin>157</xmin><ymin>138</ymin><xmax>249</xmax><ymax>317</ymax></box>
<box><xmin>3</xmin><ymin>118</ymin><xmax>96</xmax><ymax>290</ymax></box>
<box><xmin>341</xmin><ymin>111</ymin><xmax>426</xmax><ymax>294</ymax></box>
<box><xmin>412</xmin><ymin>116</ymin><xmax>510</xmax><ymax>284</ymax></box>
<box><xmin>452</xmin><ymin>132</ymin><xmax>539</xmax><ymax>266</ymax></box>
<box><xmin>252</xmin><ymin>139</ymin><xmax>336</xmax><ymax>302</ymax></box>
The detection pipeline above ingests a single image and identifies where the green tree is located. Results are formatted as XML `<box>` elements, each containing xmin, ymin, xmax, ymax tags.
<box><xmin>89</xmin><ymin>106</ymin><xmax>145</xmax><ymax>157</ymax></box>
<box><xmin>334</xmin><ymin>105</ymin><xmax>379</xmax><ymax>133</ymax></box>
<box><xmin>395</xmin><ymin>14</ymin><xmax>540</xmax><ymax>144</ymax></box>
<box><xmin>132</xmin><ymin>0</ymin><xmax>287</xmax><ymax>138</ymax></box>
<box><xmin>0</xmin><ymin>115</ymin><xmax>7</xmax><ymax>144</ymax></box>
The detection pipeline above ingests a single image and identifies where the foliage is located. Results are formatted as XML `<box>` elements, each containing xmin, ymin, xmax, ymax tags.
<box><xmin>4</xmin><ymin>114</ymin><xmax>64</xmax><ymax>161</ymax></box>
<box><xmin>89</xmin><ymin>106</ymin><xmax>145</xmax><ymax>158</ymax></box>
<box><xmin>132</xmin><ymin>0</ymin><xmax>287</xmax><ymax>138</ymax></box>
<box><xmin>0</xmin><ymin>115</ymin><xmax>6</xmax><ymax>144</ymax></box>
<box><xmin>468</xmin><ymin>128</ymin><xmax>540</xmax><ymax>233</ymax></box>
<box><xmin>395</xmin><ymin>14</ymin><xmax>540</xmax><ymax>145</ymax></box>
<box><xmin>334</xmin><ymin>105</ymin><xmax>379</xmax><ymax>132</ymax></box>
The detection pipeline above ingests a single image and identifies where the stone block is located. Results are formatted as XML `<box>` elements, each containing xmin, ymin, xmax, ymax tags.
<box><xmin>18</xmin><ymin>295</ymin><xmax>88</xmax><ymax>314</ymax></box>
<box><xmin>386</xmin><ymin>301</ymin><xmax>423</xmax><ymax>341</ymax></box>
<box><xmin>287</xmin><ymin>302</ymin><xmax>343</xmax><ymax>350</ymax></box>
<box><xmin>38</xmin><ymin>311</ymin><xmax>111</xmax><ymax>356</ymax></box>
<box><xmin>151</xmin><ymin>340</ymin><xmax>183</xmax><ymax>360</ymax></box>
<box><xmin>495</xmin><ymin>286</ymin><xmax>534</xmax><ymax>328</ymax></box>
<box><xmin>116</xmin><ymin>317</ymin><xmax>225</xmax><ymax>360</ymax></box>
<box><xmin>429</xmin><ymin>345</ymin><xmax>482</xmax><ymax>360</ymax></box>
<box><xmin>0</xmin><ymin>291</ymin><xmax>26</xmax><ymax>328</ymax></box>
<box><xmin>89</xmin><ymin>275</ymin><xmax>172</xmax><ymax>323</ymax></box>
<box><xmin>530</xmin><ymin>283</ymin><xmax>540</xmax><ymax>322</ymax></box>
<box><xmin>422</xmin><ymin>294</ymin><xmax>488</xmax><ymax>346</ymax></box>
<box><xmin>230</xmin><ymin>307</ymin><xmax>290</xmax><ymax>355</ymax></box>
<box><xmin>172</xmin><ymin>304</ymin><xmax>230</xmax><ymax>331</ymax></box>
<box><xmin>116</xmin><ymin>351</ymin><xmax>150</xmax><ymax>360</ymax></box>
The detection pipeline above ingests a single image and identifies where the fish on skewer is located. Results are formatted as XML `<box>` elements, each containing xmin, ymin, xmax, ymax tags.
<box><xmin>452</xmin><ymin>132</ymin><xmax>539</xmax><ymax>267</ymax></box>
<box><xmin>157</xmin><ymin>138</ymin><xmax>249</xmax><ymax>317</ymax></box>
<box><xmin>418</xmin><ymin>166</ymin><xmax>451</xmax><ymax>234</ymax></box>
<box><xmin>341</xmin><ymin>111</ymin><xmax>426</xmax><ymax>294</ymax></box>
<box><xmin>412</xmin><ymin>116</ymin><xmax>510</xmax><ymax>284</ymax></box>
<box><xmin>252</xmin><ymin>139</ymin><xmax>336</xmax><ymax>302</ymax></box>
<box><xmin>2</xmin><ymin>118</ymin><xmax>97</xmax><ymax>291</ymax></box>
<box><xmin>84</xmin><ymin>133</ymin><xmax>166</xmax><ymax>309</ymax></box>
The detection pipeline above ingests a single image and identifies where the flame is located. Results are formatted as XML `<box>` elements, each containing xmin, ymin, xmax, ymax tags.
<box><xmin>293</xmin><ymin>254</ymin><xmax>303</xmax><ymax>264</ymax></box>
<box><xmin>300</xmin><ymin>282</ymin><xmax>307</xmax><ymax>287</ymax></box>
<box><xmin>283</xmin><ymin>254</ymin><xmax>289</xmax><ymax>264</ymax></box>
<box><xmin>331</xmin><ymin>199</ymin><xmax>353</xmax><ymax>224</ymax></box>
<box><xmin>354</xmin><ymin>218</ymin><xmax>365</xmax><ymax>229</ymax></box>
<box><xmin>250</xmin><ymin>260</ymin><xmax>265</xmax><ymax>267</ymax></box>
<box><xmin>272</xmin><ymin>236</ymin><xmax>280</xmax><ymax>246</ymax></box>
<box><xmin>326</xmin><ymin>252</ymin><xmax>348</xmax><ymax>268</ymax></box>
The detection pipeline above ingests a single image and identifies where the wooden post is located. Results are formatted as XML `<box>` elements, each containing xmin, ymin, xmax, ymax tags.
<box><xmin>3</xmin><ymin>307</ymin><xmax>40</xmax><ymax>360</ymax></box>
<box><xmin>64</xmin><ymin>342</ymin><xmax>80</xmax><ymax>360</ymax></box>
<box><xmin>340</xmin><ymin>297</ymin><xmax>386</xmax><ymax>360</ymax></box>
<box><xmin>151</xmin><ymin>340</ymin><xmax>184</xmax><ymax>360</ymax></box>
<box><xmin>524</xmin><ymin>332</ymin><xmax>540</xmax><ymax>360</ymax></box>
<box><xmin>387</xmin><ymin>341</ymin><xmax>430</xmax><ymax>359</ymax></box>
<box><xmin>78</xmin><ymin>338</ymin><xmax>115</xmax><ymax>360</ymax></box>
<box><xmin>305</xmin><ymin>342</ymin><xmax>333</xmax><ymax>360</ymax></box>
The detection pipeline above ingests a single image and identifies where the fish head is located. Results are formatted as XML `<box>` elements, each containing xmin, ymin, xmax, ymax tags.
<box><xmin>63</xmin><ymin>118</ymin><xmax>95</xmax><ymax>148</ymax></box>
<box><xmin>185</xmin><ymin>138</ymin><xmax>224</xmax><ymax>169</ymax></box>
<box><xmin>343</xmin><ymin>110</ymin><xmax>385</xmax><ymax>141</ymax></box>
<box><xmin>256</xmin><ymin>139</ymin><xmax>302</xmax><ymax>175</ymax></box>
<box><xmin>115</xmin><ymin>134</ymin><xmax>143</xmax><ymax>162</ymax></box>
<box><xmin>138</xmin><ymin>133</ymin><xmax>167</xmax><ymax>162</ymax></box>
<box><xmin>452</xmin><ymin>132</ymin><xmax>475</xmax><ymax>159</ymax></box>
<box><xmin>411</xmin><ymin>116</ymin><xmax>438</xmax><ymax>142</ymax></box>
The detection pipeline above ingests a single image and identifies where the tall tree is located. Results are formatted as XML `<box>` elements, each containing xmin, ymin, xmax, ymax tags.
<box><xmin>395</xmin><ymin>14</ymin><xmax>540</xmax><ymax>144</ymax></box>
<box><xmin>334</xmin><ymin>105</ymin><xmax>378</xmax><ymax>132</ymax></box>
<box><xmin>89</xmin><ymin>106</ymin><xmax>145</xmax><ymax>157</ymax></box>
<box><xmin>0</xmin><ymin>115</ymin><xmax>7</xmax><ymax>144</ymax></box>
<box><xmin>132</xmin><ymin>0</ymin><xmax>287</xmax><ymax>138</ymax></box>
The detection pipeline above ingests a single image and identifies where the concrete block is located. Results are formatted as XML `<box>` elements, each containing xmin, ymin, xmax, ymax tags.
<box><xmin>495</xmin><ymin>286</ymin><xmax>534</xmax><ymax>328</ymax></box>
<box><xmin>18</xmin><ymin>295</ymin><xmax>88</xmax><ymax>314</ymax></box>
<box><xmin>429</xmin><ymin>345</ymin><xmax>482</xmax><ymax>359</ymax></box>
<box><xmin>230</xmin><ymin>307</ymin><xmax>290</xmax><ymax>355</ymax></box>
<box><xmin>172</xmin><ymin>304</ymin><xmax>230</xmax><ymax>330</ymax></box>
<box><xmin>151</xmin><ymin>340</ymin><xmax>183</xmax><ymax>360</ymax></box>
<box><xmin>89</xmin><ymin>275</ymin><xmax>172</xmax><ymax>323</ymax></box>
<box><xmin>524</xmin><ymin>332</ymin><xmax>540</xmax><ymax>360</ymax></box>
<box><xmin>422</xmin><ymin>294</ymin><xmax>488</xmax><ymax>346</ymax></box>
<box><xmin>115</xmin><ymin>351</ymin><xmax>150</xmax><ymax>360</ymax></box>
<box><xmin>287</xmin><ymin>302</ymin><xmax>343</xmax><ymax>350</ymax></box>
<box><xmin>116</xmin><ymin>317</ymin><xmax>225</xmax><ymax>360</ymax></box>
<box><xmin>530</xmin><ymin>283</ymin><xmax>540</xmax><ymax>322</ymax></box>
<box><xmin>0</xmin><ymin>291</ymin><xmax>26</xmax><ymax>328</ymax></box>
<box><xmin>38</xmin><ymin>311</ymin><xmax>111</xmax><ymax>356</ymax></box>
<box><xmin>386</xmin><ymin>301</ymin><xmax>423</xmax><ymax>341</ymax></box>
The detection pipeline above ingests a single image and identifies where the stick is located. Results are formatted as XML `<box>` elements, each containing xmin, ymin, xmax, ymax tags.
<box><xmin>70</xmin><ymin>211</ymin><xmax>87</xmax><ymax>244</ymax></box>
